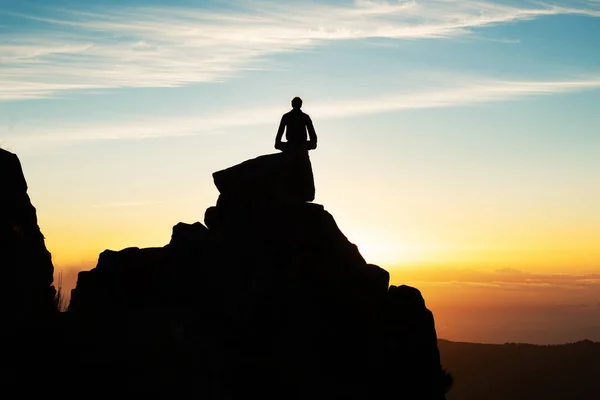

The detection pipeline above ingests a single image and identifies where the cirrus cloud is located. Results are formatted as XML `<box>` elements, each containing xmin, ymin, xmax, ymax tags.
<box><xmin>5</xmin><ymin>74</ymin><xmax>600</xmax><ymax>152</ymax></box>
<box><xmin>1</xmin><ymin>0</ymin><xmax>600</xmax><ymax>101</ymax></box>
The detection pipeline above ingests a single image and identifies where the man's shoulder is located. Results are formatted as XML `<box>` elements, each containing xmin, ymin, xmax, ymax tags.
<box><xmin>284</xmin><ymin>109</ymin><xmax>311</xmax><ymax>120</ymax></box>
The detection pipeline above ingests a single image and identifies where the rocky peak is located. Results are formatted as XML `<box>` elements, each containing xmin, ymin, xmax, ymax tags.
<box><xmin>66</xmin><ymin>149</ymin><xmax>450</xmax><ymax>398</ymax></box>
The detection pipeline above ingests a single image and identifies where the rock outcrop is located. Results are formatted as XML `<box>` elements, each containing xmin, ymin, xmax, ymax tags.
<box><xmin>68</xmin><ymin>150</ymin><xmax>450</xmax><ymax>398</ymax></box>
<box><xmin>213</xmin><ymin>151</ymin><xmax>315</xmax><ymax>204</ymax></box>
<box><xmin>0</xmin><ymin>149</ymin><xmax>55</xmax><ymax>317</ymax></box>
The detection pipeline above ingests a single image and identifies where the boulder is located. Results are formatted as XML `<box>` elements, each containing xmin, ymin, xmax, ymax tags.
<box><xmin>384</xmin><ymin>285</ymin><xmax>447</xmax><ymax>399</ymax></box>
<box><xmin>169</xmin><ymin>222</ymin><xmax>209</xmax><ymax>247</ymax></box>
<box><xmin>213</xmin><ymin>151</ymin><xmax>315</xmax><ymax>206</ymax></box>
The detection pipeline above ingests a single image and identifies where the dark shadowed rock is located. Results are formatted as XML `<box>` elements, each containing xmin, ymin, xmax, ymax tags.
<box><xmin>69</xmin><ymin>247</ymin><xmax>166</xmax><ymax>313</ymax></box>
<box><xmin>65</xmin><ymin>152</ymin><xmax>448</xmax><ymax>398</ymax></box>
<box><xmin>213</xmin><ymin>151</ymin><xmax>315</xmax><ymax>205</ymax></box>
<box><xmin>0</xmin><ymin>149</ymin><xmax>55</xmax><ymax>317</ymax></box>
<box><xmin>169</xmin><ymin>221</ymin><xmax>209</xmax><ymax>247</ymax></box>
<box><xmin>385</xmin><ymin>285</ymin><xmax>449</xmax><ymax>399</ymax></box>
<box><xmin>0</xmin><ymin>149</ymin><xmax>59</xmax><ymax>393</ymax></box>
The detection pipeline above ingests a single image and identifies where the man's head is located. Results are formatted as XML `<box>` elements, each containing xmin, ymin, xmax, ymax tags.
<box><xmin>291</xmin><ymin>97</ymin><xmax>303</xmax><ymax>109</ymax></box>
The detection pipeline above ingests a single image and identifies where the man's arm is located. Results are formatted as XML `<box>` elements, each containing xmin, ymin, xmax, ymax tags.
<box><xmin>306</xmin><ymin>115</ymin><xmax>317</xmax><ymax>149</ymax></box>
<box><xmin>275</xmin><ymin>115</ymin><xmax>285</xmax><ymax>149</ymax></box>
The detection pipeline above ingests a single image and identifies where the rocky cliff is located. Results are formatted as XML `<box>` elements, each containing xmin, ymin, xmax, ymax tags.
<box><xmin>0</xmin><ymin>149</ymin><xmax>58</xmax><ymax>392</ymax></box>
<box><xmin>68</xmin><ymin>150</ymin><xmax>451</xmax><ymax>398</ymax></box>
<box><xmin>0</xmin><ymin>149</ymin><xmax>55</xmax><ymax>318</ymax></box>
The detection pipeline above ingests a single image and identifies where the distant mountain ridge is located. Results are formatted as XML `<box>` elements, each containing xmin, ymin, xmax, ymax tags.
<box><xmin>438</xmin><ymin>339</ymin><xmax>600</xmax><ymax>400</ymax></box>
<box><xmin>440</xmin><ymin>337</ymin><xmax>599</xmax><ymax>347</ymax></box>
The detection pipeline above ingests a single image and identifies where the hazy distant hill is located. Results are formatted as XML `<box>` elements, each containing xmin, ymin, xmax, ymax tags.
<box><xmin>439</xmin><ymin>339</ymin><xmax>600</xmax><ymax>400</ymax></box>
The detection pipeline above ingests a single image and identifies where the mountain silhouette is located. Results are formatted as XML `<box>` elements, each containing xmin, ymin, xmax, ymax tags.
<box><xmin>0</xmin><ymin>148</ymin><xmax>55</xmax><ymax>316</ymax></box>
<box><xmin>438</xmin><ymin>339</ymin><xmax>600</xmax><ymax>400</ymax></box>
<box><xmin>0</xmin><ymin>148</ymin><xmax>57</xmax><ymax>391</ymax></box>
<box><xmin>2</xmin><ymin>148</ymin><xmax>451</xmax><ymax>398</ymax></box>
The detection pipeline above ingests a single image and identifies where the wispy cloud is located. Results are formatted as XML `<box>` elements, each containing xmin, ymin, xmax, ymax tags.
<box><xmin>2</xmin><ymin>0</ymin><xmax>600</xmax><ymax>101</ymax></box>
<box><xmin>6</xmin><ymin>74</ymin><xmax>600</xmax><ymax>151</ymax></box>
<box><xmin>394</xmin><ymin>267</ymin><xmax>600</xmax><ymax>291</ymax></box>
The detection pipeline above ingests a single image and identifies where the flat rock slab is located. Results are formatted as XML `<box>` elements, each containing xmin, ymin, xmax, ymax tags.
<box><xmin>213</xmin><ymin>151</ymin><xmax>315</xmax><ymax>204</ymax></box>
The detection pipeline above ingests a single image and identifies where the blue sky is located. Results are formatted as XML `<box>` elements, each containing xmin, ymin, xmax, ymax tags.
<box><xmin>2</xmin><ymin>0</ymin><xmax>600</xmax><ymax>145</ymax></box>
<box><xmin>2</xmin><ymin>0</ymin><xmax>600</xmax><ymax>343</ymax></box>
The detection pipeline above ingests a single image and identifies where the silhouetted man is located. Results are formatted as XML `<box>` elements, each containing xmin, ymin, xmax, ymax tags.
<box><xmin>275</xmin><ymin>97</ymin><xmax>317</xmax><ymax>152</ymax></box>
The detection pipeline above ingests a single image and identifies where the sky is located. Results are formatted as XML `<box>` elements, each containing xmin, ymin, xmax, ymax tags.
<box><xmin>1</xmin><ymin>0</ymin><xmax>599</xmax><ymax>344</ymax></box>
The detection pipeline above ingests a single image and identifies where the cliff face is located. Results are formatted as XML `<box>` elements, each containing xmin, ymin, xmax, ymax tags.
<box><xmin>69</xmin><ymin>151</ymin><xmax>450</xmax><ymax>398</ymax></box>
<box><xmin>0</xmin><ymin>149</ymin><xmax>55</xmax><ymax>317</ymax></box>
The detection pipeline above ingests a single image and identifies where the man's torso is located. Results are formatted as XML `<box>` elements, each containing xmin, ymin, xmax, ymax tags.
<box><xmin>283</xmin><ymin>110</ymin><xmax>310</xmax><ymax>143</ymax></box>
